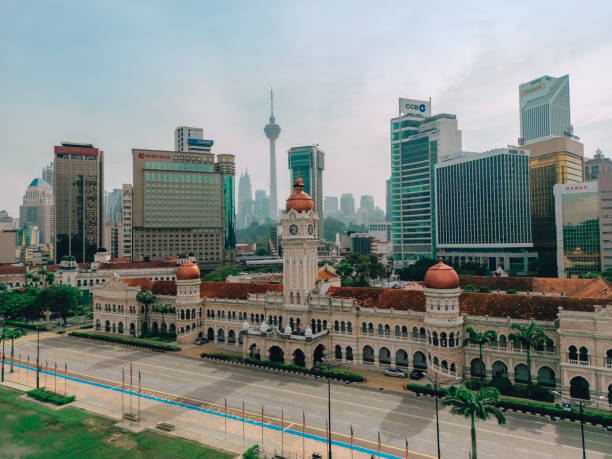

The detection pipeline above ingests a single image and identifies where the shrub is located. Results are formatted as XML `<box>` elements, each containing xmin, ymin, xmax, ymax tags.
<box><xmin>497</xmin><ymin>398</ymin><xmax>612</xmax><ymax>427</ymax></box>
<box><xmin>202</xmin><ymin>352</ymin><xmax>243</xmax><ymax>363</ymax></box>
<box><xmin>464</xmin><ymin>379</ymin><xmax>484</xmax><ymax>391</ymax></box>
<box><xmin>79</xmin><ymin>324</ymin><xmax>93</xmax><ymax>329</ymax></box>
<box><xmin>404</xmin><ymin>383</ymin><xmax>448</xmax><ymax>397</ymax></box>
<box><xmin>506</xmin><ymin>288</ymin><xmax>518</xmax><ymax>294</ymax></box>
<box><xmin>463</xmin><ymin>284</ymin><xmax>476</xmax><ymax>292</ymax></box>
<box><xmin>478</xmin><ymin>285</ymin><xmax>491</xmax><ymax>293</ymax></box>
<box><xmin>7</xmin><ymin>320</ymin><xmax>46</xmax><ymax>331</ymax></box>
<box><xmin>490</xmin><ymin>376</ymin><xmax>513</xmax><ymax>396</ymax></box>
<box><xmin>27</xmin><ymin>388</ymin><xmax>75</xmax><ymax>406</ymax></box>
<box><xmin>56</xmin><ymin>330</ymin><xmax>66</xmax><ymax>335</ymax></box>
<box><xmin>243</xmin><ymin>445</ymin><xmax>260</xmax><ymax>459</ymax></box>
<box><xmin>529</xmin><ymin>385</ymin><xmax>555</xmax><ymax>402</ymax></box>
<box><xmin>68</xmin><ymin>331</ymin><xmax>181</xmax><ymax>351</ymax></box>
<box><xmin>511</xmin><ymin>383</ymin><xmax>530</xmax><ymax>399</ymax></box>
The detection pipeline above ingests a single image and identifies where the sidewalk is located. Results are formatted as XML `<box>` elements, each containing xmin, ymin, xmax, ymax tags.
<box><xmin>0</xmin><ymin>360</ymin><xmax>425</xmax><ymax>459</ymax></box>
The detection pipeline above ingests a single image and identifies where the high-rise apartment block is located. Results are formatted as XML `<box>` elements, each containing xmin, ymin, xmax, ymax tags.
<box><xmin>19</xmin><ymin>178</ymin><xmax>54</xmax><ymax>245</ymax></box>
<box><xmin>288</xmin><ymin>145</ymin><xmax>324</xmax><ymax>237</ymax></box>
<box><xmin>526</xmin><ymin>136</ymin><xmax>584</xmax><ymax>255</ymax></box>
<box><xmin>324</xmin><ymin>196</ymin><xmax>339</xmax><ymax>216</ymax></box>
<box><xmin>174</xmin><ymin>126</ymin><xmax>213</xmax><ymax>153</ymax></box>
<box><xmin>436</xmin><ymin>148</ymin><xmax>537</xmax><ymax>274</ymax></box>
<box><xmin>132</xmin><ymin>148</ymin><xmax>235</xmax><ymax>267</ymax></box>
<box><xmin>584</xmin><ymin>149</ymin><xmax>612</xmax><ymax>181</ymax></box>
<box><xmin>519</xmin><ymin>75</ymin><xmax>571</xmax><ymax>142</ymax></box>
<box><xmin>554</xmin><ymin>182</ymin><xmax>600</xmax><ymax>278</ymax></box>
<box><xmin>54</xmin><ymin>142</ymin><xmax>104</xmax><ymax>262</ymax></box>
<box><xmin>340</xmin><ymin>194</ymin><xmax>355</xmax><ymax>216</ymax></box>
<box><xmin>121</xmin><ymin>184</ymin><xmax>133</xmax><ymax>259</ymax></box>
<box><xmin>41</xmin><ymin>162</ymin><xmax>54</xmax><ymax>187</ymax></box>
<box><xmin>104</xmin><ymin>188</ymin><xmax>123</xmax><ymax>222</ymax></box>
<box><xmin>390</xmin><ymin>98</ymin><xmax>462</xmax><ymax>266</ymax></box>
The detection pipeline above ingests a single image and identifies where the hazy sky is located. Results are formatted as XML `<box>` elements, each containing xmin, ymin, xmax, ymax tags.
<box><xmin>1</xmin><ymin>1</ymin><xmax>611</xmax><ymax>217</ymax></box>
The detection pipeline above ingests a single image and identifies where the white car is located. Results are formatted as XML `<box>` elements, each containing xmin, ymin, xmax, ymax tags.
<box><xmin>384</xmin><ymin>368</ymin><xmax>408</xmax><ymax>378</ymax></box>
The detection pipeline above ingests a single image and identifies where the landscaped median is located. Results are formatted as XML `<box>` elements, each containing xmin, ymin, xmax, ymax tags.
<box><xmin>404</xmin><ymin>382</ymin><xmax>612</xmax><ymax>427</ymax></box>
<box><xmin>201</xmin><ymin>352</ymin><xmax>365</xmax><ymax>383</ymax></box>
<box><xmin>68</xmin><ymin>331</ymin><xmax>181</xmax><ymax>352</ymax></box>
<box><xmin>7</xmin><ymin>320</ymin><xmax>47</xmax><ymax>331</ymax></box>
<box><xmin>27</xmin><ymin>387</ymin><xmax>75</xmax><ymax>406</ymax></box>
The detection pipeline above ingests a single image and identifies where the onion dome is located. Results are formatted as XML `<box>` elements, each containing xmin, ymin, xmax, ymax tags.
<box><xmin>176</xmin><ymin>261</ymin><xmax>200</xmax><ymax>281</ymax></box>
<box><xmin>424</xmin><ymin>260</ymin><xmax>459</xmax><ymax>289</ymax></box>
<box><xmin>286</xmin><ymin>178</ymin><xmax>313</xmax><ymax>212</ymax></box>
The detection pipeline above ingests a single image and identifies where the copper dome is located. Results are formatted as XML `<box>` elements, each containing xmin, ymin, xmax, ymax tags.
<box><xmin>286</xmin><ymin>177</ymin><xmax>314</xmax><ymax>212</ymax></box>
<box><xmin>424</xmin><ymin>261</ymin><xmax>459</xmax><ymax>289</ymax></box>
<box><xmin>176</xmin><ymin>261</ymin><xmax>201</xmax><ymax>281</ymax></box>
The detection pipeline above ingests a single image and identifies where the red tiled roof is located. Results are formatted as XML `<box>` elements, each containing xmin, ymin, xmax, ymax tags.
<box><xmin>0</xmin><ymin>264</ymin><xmax>60</xmax><ymax>275</ymax></box>
<box><xmin>151</xmin><ymin>280</ymin><xmax>177</xmax><ymax>296</ymax></box>
<box><xmin>327</xmin><ymin>286</ymin><xmax>606</xmax><ymax>321</ymax></box>
<box><xmin>318</xmin><ymin>270</ymin><xmax>337</xmax><ymax>280</ymax></box>
<box><xmin>120</xmin><ymin>277</ymin><xmax>153</xmax><ymax>291</ymax></box>
<box><xmin>98</xmin><ymin>261</ymin><xmax>177</xmax><ymax>270</ymax></box>
<box><xmin>459</xmin><ymin>275</ymin><xmax>609</xmax><ymax>297</ymax></box>
<box><xmin>200</xmin><ymin>281</ymin><xmax>282</xmax><ymax>299</ymax></box>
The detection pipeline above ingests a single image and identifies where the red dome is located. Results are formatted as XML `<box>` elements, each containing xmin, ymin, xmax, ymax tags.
<box><xmin>286</xmin><ymin>178</ymin><xmax>314</xmax><ymax>212</ymax></box>
<box><xmin>424</xmin><ymin>261</ymin><xmax>459</xmax><ymax>289</ymax></box>
<box><xmin>176</xmin><ymin>261</ymin><xmax>200</xmax><ymax>280</ymax></box>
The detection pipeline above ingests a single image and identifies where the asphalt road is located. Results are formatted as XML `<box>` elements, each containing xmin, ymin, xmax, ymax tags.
<box><xmin>10</xmin><ymin>335</ymin><xmax>611</xmax><ymax>459</ymax></box>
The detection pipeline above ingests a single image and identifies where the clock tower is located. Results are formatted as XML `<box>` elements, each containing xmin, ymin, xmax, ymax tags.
<box><xmin>281</xmin><ymin>178</ymin><xmax>319</xmax><ymax>304</ymax></box>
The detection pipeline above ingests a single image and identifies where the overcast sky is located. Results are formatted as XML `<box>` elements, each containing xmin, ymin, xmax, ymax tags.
<box><xmin>1</xmin><ymin>1</ymin><xmax>611</xmax><ymax>217</ymax></box>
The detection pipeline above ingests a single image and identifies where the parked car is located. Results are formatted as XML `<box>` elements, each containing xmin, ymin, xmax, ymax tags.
<box><xmin>384</xmin><ymin>368</ymin><xmax>408</xmax><ymax>378</ymax></box>
<box><xmin>194</xmin><ymin>337</ymin><xmax>207</xmax><ymax>345</ymax></box>
<box><xmin>410</xmin><ymin>369</ymin><xmax>424</xmax><ymax>380</ymax></box>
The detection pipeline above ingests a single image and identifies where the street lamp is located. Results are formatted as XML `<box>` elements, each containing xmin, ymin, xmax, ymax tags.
<box><xmin>552</xmin><ymin>390</ymin><xmax>606</xmax><ymax>459</ymax></box>
<box><xmin>1</xmin><ymin>319</ymin><xmax>5</xmax><ymax>382</ymax></box>
<box><xmin>36</xmin><ymin>328</ymin><xmax>40</xmax><ymax>389</ymax></box>
<box><xmin>422</xmin><ymin>372</ymin><xmax>461</xmax><ymax>459</ymax></box>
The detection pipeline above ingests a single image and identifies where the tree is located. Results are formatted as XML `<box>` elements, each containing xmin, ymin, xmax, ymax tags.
<box><xmin>35</xmin><ymin>285</ymin><xmax>80</xmax><ymax>325</ymax></box>
<box><xmin>463</xmin><ymin>328</ymin><xmax>497</xmax><ymax>383</ymax></box>
<box><xmin>441</xmin><ymin>386</ymin><xmax>506</xmax><ymax>459</ymax></box>
<box><xmin>396</xmin><ymin>257</ymin><xmax>437</xmax><ymax>281</ymax></box>
<box><xmin>152</xmin><ymin>303</ymin><xmax>175</xmax><ymax>332</ymax></box>
<box><xmin>137</xmin><ymin>290</ymin><xmax>158</xmax><ymax>332</ymax></box>
<box><xmin>335</xmin><ymin>254</ymin><xmax>386</xmax><ymax>287</ymax></box>
<box><xmin>323</xmin><ymin>217</ymin><xmax>346</xmax><ymax>242</ymax></box>
<box><xmin>456</xmin><ymin>262</ymin><xmax>487</xmax><ymax>276</ymax></box>
<box><xmin>204</xmin><ymin>266</ymin><xmax>242</xmax><ymax>282</ymax></box>
<box><xmin>508</xmin><ymin>321</ymin><xmax>548</xmax><ymax>387</ymax></box>
<box><xmin>1</xmin><ymin>327</ymin><xmax>25</xmax><ymax>372</ymax></box>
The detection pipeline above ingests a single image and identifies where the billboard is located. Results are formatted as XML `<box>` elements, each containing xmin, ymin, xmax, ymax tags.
<box><xmin>398</xmin><ymin>98</ymin><xmax>431</xmax><ymax>117</ymax></box>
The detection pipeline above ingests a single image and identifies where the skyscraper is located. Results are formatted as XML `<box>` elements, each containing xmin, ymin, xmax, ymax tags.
<box><xmin>19</xmin><ymin>178</ymin><xmax>54</xmax><ymax>245</ymax></box>
<box><xmin>54</xmin><ymin>142</ymin><xmax>104</xmax><ymax>263</ymax></box>
<box><xmin>519</xmin><ymin>75</ymin><xmax>571</xmax><ymax>142</ymax></box>
<box><xmin>288</xmin><ymin>145</ymin><xmax>324</xmax><ymax>237</ymax></box>
<box><xmin>175</xmin><ymin>126</ymin><xmax>213</xmax><ymax>153</ymax></box>
<box><xmin>237</xmin><ymin>170</ymin><xmax>254</xmax><ymax>229</ymax></box>
<box><xmin>253</xmin><ymin>189</ymin><xmax>269</xmax><ymax>221</ymax></box>
<box><xmin>584</xmin><ymin>149</ymin><xmax>612</xmax><ymax>181</ymax></box>
<box><xmin>264</xmin><ymin>90</ymin><xmax>281</xmax><ymax>220</ymax></box>
<box><xmin>41</xmin><ymin>162</ymin><xmax>53</xmax><ymax>187</ymax></box>
<box><xmin>340</xmin><ymin>193</ymin><xmax>355</xmax><ymax>215</ymax></box>
<box><xmin>390</xmin><ymin>98</ymin><xmax>462</xmax><ymax>266</ymax></box>
<box><xmin>436</xmin><ymin>148</ymin><xmax>537</xmax><ymax>274</ymax></box>
<box><xmin>131</xmin><ymin>147</ymin><xmax>235</xmax><ymax>267</ymax></box>
<box><xmin>121</xmin><ymin>184</ymin><xmax>133</xmax><ymax>259</ymax></box>
<box><xmin>324</xmin><ymin>196</ymin><xmax>339</xmax><ymax>216</ymax></box>
<box><xmin>386</xmin><ymin>178</ymin><xmax>392</xmax><ymax>221</ymax></box>
<box><xmin>104</xmin><ymin>188</ymin><xmax>123</xmax><ymax>222</ymax></box>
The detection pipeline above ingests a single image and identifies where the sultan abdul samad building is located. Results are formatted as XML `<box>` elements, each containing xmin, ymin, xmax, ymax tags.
<box><xmin>94</xmin><ymin>179</ymin><xmax>612</xmax><ymax>406</ymax></box>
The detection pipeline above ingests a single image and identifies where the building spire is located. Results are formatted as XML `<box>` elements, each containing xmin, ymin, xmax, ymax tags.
<box><xmin>270</xmin><ymin>88</ymin><xmax>274</xmax><ymax>117</ymax></box>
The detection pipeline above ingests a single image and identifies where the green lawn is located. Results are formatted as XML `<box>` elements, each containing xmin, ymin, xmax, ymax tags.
<box><xmin>0</xmin><ymin>386</ymin><xmax>233</xmax><ymax>458</ymax></box>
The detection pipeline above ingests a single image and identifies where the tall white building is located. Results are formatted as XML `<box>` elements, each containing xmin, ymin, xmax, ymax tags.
<box><xmin>519</xmin><ymin>75</ymin><xmax>572</xmax><ymax>142</ymax></box>
<box><xmin>19</xmin><ymin>178</ymin><xmax>54</xmax><ymax>245</ymax></box>
<box><xmin>174</xmin><ymin>126</ymin><xmax>212</xmax><ymax>153</ymax></box>
<box><xmin>42</xmin><ymin>162</ymin><xmax>54</xmax><ymax>188</ymax></box>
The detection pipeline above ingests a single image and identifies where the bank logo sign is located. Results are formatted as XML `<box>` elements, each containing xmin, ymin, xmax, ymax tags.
<box><xmin>399</xmin><ymin>98</ymin><xmax>431</xmax><ymax>117</ymax></box>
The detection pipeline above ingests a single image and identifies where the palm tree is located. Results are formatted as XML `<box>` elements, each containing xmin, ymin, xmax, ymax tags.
<box><xmin>2</xmin><ymin>327</ymin><xmax>25</xmax><ymax>373</ymax></box>
<box><xmin>463</xmin><ymin>328</ymin><xmax>497</xmax><ymax>383</ymax></box>
<box><xmin>152</xmin><ymin>303</ymin><xmax>175</xmax><ymax>334</ymax></box>
<box><xmin>508</xmin><ymin>321</ymin><xmax>547</xmax><ymax>387</ymax></box>
<box><xmin>136</xmin><ymin>290</ymin><xmax>158</xmax><ymax>335</ymax></box>
<box><xmin>441</xmin><ymin>386</ymin><xmax>506</xmax><ymax>459</ymax></box>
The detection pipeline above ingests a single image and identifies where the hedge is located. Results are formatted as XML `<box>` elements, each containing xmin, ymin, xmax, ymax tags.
<box><xmin>27</xmin><ymin>388</ymin><xmax>75</xmax><ymax>406</ymax></box>
<box><xmin>404</xmin><ymin>383</ymin><xmax>612</xmax><ymax>427</ymax></box>
<box><xmin>7</xmin><ymin>320</ymin><xmax>46</xmax><ymax>331</ymax></box>
<box><xmin>201</xmin><ymin>353</ymin><xmax>365</xmax><ymax>382</ymax></box>
<box><xmin>69</xmin><ymin>331</ymin><xmax>181</xmax><ymax>351</ymax></box>
<box><xmin>243</xmin><ymin>445</ymin><xmax>260</xmax><ymax>459</ymax></box>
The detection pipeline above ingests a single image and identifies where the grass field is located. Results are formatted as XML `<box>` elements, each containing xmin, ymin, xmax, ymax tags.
<box><xmin>0</xmin><ymin>386</ymin><xmax>233</xmax><ymax>458</ymax></box>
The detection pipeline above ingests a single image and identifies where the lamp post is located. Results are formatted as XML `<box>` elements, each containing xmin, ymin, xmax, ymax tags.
<box><xmin>552</xmin><ymin>390</ymin><xmax>606</xmax><ymax>459</ymax></box>
<box><xmin>422</xmin><ymin>372</ymin><xmax>461</xmax><ymax>459</ymax></box>
<box><xmin>1</xmin><ymin>319</ymin><xmax>5</xmax><ymax>383</ymax></box>
<box><xmin>36</xmin><ymin>328</ymin><xmax>40</xmax><ymax>389</ymax></box>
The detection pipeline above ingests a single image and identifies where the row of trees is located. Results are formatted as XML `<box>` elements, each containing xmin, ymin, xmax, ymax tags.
<box><xmin>0</xmin><ymin>285</ymin><xmax>81</xmax><ymax>326</ymax></box>
<box><xmin>334</xmin><ymin>254</ymin><xmax>392</xmax><ymax>287</ymax></box>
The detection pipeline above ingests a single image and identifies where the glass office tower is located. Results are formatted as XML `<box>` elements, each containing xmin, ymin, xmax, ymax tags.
<box><xmin>288</xmin><ymin>145</ymin><xmax>324</xmax><ymax>237</ymax></box>
<box><xmin>390</xmin><ymin>98</ymin><xmax>461</xmax><ymax>266</ymax></box>
<box><xmin>554</xmin><ymin>182</ymin><xmax>600</xmax><ymax>278</ymax></box>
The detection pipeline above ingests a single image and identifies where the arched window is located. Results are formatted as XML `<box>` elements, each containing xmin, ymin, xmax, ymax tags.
<box><xmin>396</xmin><ymin>349</ymin><xmax>408</xmax><ymax>367</ymax></box>
<box><xmin>440</xmin><ymin>332</ymin><xmax>447</xmax><ymax>347</ymax></box>
<box><xmin>419</xmin><ymin>327</ymin><xmax>426</xmax><ymax>340</ymax></box>
<box><xmin>340</xmin><ymin>321</ymin><xmax>346</xmax><ymax>333</ymax></box>
<box><xmin>514</xmin><ymin>363</ymin><xmax>529</xmax><ymax>384</ymax></box>
<box><xmin>499</xmin><ymin>335</ymin><xmax>507</xmax><ymax>349</ymax></box>
<box><xmin>346</xmin><ymin>346</ymin><xmax>353</xmax><ymax>361</ymax></box>
<box><xmin>537</xmin><ymin>366</ymin><xmax>556</xmax><ymax>388</ymax></box>
<box><xmin>368</xmin><ymin>323</ymin><xmax>374</xmax><ymax>335</ymax></box>
<box><xmin>363</xmin><ymin>345</ymin><xmax>374</xmax><ymax>363</ymax></box>
<box><xmin>568</xmin><ymin>345</ymin><xmax>578</xmax><ymax>361</ymax></box>
<box><xmin>432</xmin><ymin>332</ymin><xmax>439</xmax><ymax>346</ymax></box>
<box><xmin>379</xmin><ymin>347</ymin><xmax>391</xmax><ymax>365</ymax></box>
<box><xmin>335</xmin><ymin>345</ymin><xmax>342</xmax><ymax>360</ymax></box>
<box><xmin>384</xmin><ymin>324</ymin><xmax>390</xmax><ymax>337</ymax></box>
<box><xmin>606</xmin><ymin>349</ymin><xmax>612</xmax><ymax>367</ymax></box>
<box><xmin>412</xmin><ymin>327</ymin><xmax>418</xmax><ymax>339</ymax></box>
<box><xmin>449</xmin><ymin>332</ymin><xmax>455</xmax><ymax>348</ymax></box>
<box><xmin>347</xmin><ymin>322</ymin><xmax>352</xmax><ymax>334</ymax></box>
<box><xmin>570</xmin><ymin>376</ymin><xmax>590</xmax><ymax>400</ymax></box>
<box><xmin>401</xmin><ymin>325</ymin><xmax>408</xmax><ymax>337</ymax></box>
<box><xmin>579</xmin><ymin>346</ymin><xmax>589</xmax><ymax>363</ymax></box>
<box><xmin>395</xmin><ymin>325</ymin><xmax>401</xmax><ymax>337</ymax></box>
<box><xmin>471</xmin><ymin>358</ymin><xmax>485</xmax><ymax>378</ymax></box>
<box><xmin>377</xmin><ymin>324</ymin><xmax>383</xmax><ymax>336</ymax></box>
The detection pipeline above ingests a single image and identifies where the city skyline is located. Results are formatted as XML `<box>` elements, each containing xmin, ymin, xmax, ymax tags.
<box><xmin>1</xmin><ymin>2</ymin><xmax>612</xmax><ymax>219</ymax></box>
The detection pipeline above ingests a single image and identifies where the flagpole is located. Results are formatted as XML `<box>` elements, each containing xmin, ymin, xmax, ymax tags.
<box><xmin>242</xmin><ymin>400</ymin><xmax>245</xmax><ymax>446</ymax></box>
<box><xmin>45</xmin><ymin>360</ymin><xmax>48</xmax><ymax>388</ymax></box>
<box><xmin>350</xmin><ymin>425</ymin><xmax>354</xmax><ymax>459</ymax></box>
<box><xmin>405</xmin><ymin>437</ymin><xmax>409</xmax><ymax>459</ymax></box>
<box><xmin>378</xmin><ymin>431</ymin><xmax>381</xmax><ymax>458</ymax></box>
<box><xmin>302</xmin><ymin>410</ymin><xmax>305</xmax><ymax>459</ymax></box>
<box><xmin>64</xmin><ymin>363</ymin><xmax>67</xmax><ymax>397</ymax></box>
<box><xmin>138</xmin><ymin>371</ymin><xmax>141</xmax><ymax>423</ymax></box>
<box><xmin>54</xmin><ymin>362</ymin><xmax>57</xmax><ymax>393</ymax></box>
<box><xmin>261</xmin><ymin>404</ymin><xmax>264</xmax><ymax>449</ymax></box>
<box><xmin>129</xmin><ymin>363</ymin><xmax>133</xmax><ymax>416</ymax></box>
<box><xmin>224</xmin><ymin>397</ymin><xmax>227</xmax><ymax>440</ymax></box>
<box><xmin>122</xmin><ymin>367</ymin><xmax>125</xmax><ymax>416</ymax></box>
<box><xmin>281</xmin><ymin>408</ymin><xmax>284</xmax><ymax>455</ymax></box>
<box><xmin>26</xmin><ymin>355</ymin><xmax>29</xmax><ymax>387</ymax></box>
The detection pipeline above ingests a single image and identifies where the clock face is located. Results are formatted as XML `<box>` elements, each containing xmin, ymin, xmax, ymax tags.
<box><xmin>308</xmin><ymin>224</ymin><xmax>314</xmax><ymax>235</ymax></box>
<box><xmin>288</xmin><ymin>224</ymin><xmax>298</xmax><ymax>235</ymax></box>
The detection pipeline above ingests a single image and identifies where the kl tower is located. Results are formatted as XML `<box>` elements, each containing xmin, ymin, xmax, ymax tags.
<box><xmin>264</xmin><ymin>89</ymin><xmax>281</xmax><ymax>220</ymax></box>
